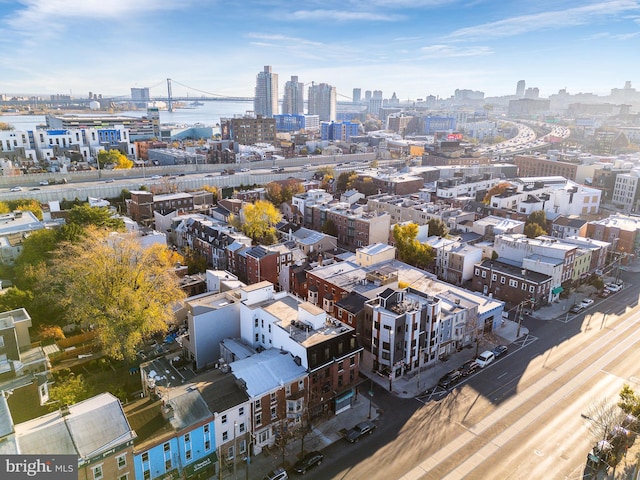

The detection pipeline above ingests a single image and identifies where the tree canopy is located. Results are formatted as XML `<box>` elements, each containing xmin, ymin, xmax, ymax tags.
<box><xmin>336</xmin><ymin>171</ymin><xmax>357</xmax><ymax>193</ymax></box>
<box><xmin>265</xmin><ymin>181</ymin><xmax>304</xmax><ymax>206</ymax></box>
<box><xmin>393</xmin><ymin>223</ymin><xmax>434</xmax><ymax>270</ymax></box>
<box><xmin>482</xmin><ymin>182</ymin><xmax>512</xmax><ymax>204</ymax></box>
<box><xmin>233</xmin><ymin>200</ymin><xmax>282</xmax><ymax>245</ymax></box>
<box><xmin>35</xmin><ymin>230</ymin><xmax>186</xmax><ymax>361</ymax></box>
<box><xmin>524</xmin><ymin>210</ymin><xmax>548</xmax><ymax>238</ymax></box>
<box><xmin>427</xmin><ymin>218</ymin><xmax>449</xmax><ymax>238</ymax></box>
<box><xmin>97</xmin><ymin>149</ymin><xmax>133</xmax><ymax>169</ymax></box>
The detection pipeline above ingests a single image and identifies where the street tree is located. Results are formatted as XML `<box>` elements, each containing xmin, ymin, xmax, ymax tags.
<box><xmin>618</xmin><ymin>384</ymin><xmax>640</xmax><ymax>418</ymax></box>
<box><xmin>321</xmin><ymin>219</ymin><xmax>338</xmax><ymax>237</ymax></box>
<box><xmin>66</xmin><ymin>204</ymin><xmax>125</xmax><ymax>230</ymax></box>
<box><xmin>36</xmin><ymin>229</ymin><xmax>186</xmax><ymax>361</ymax></box>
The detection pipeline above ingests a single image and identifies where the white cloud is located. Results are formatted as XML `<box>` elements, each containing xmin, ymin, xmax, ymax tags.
<box><xmin>245</xmin><ymin>33</ymin><xmax>325</xmax><ymax>48</ymax></box>
<box><xmin>286</xmin><ymin>9</ymin><xmax>404</xmax><ymax>22</ymax></box>
<box><xmin>447</xmin><ymin>0</ymin><xmax>640</xmax><ymax>40</ymax></box>
<box><xmin>420</xmin><ymin>44</ymin><xmax>493</xmax><ymax>58</ymax></box>
<box><xmin>4</xmin><ymin>0</ymin><xmax>193</xmax><ymax>38</ymax></box>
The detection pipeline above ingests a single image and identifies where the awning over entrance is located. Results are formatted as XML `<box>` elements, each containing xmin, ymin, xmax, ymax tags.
<box><xmin>185</xmin><ymin>451</ymin><xmax>218</xmax><ymax>478</ymax></box>
<box><xmin>552</xmin><ymin>286</ymin><xmax>564</xmax><ymax>295</ymax></box>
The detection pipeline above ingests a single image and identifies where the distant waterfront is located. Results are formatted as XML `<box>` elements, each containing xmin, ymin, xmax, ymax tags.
<box><xmin>0</xmin><ymin>100</ymin><xmax>251</xmax><ymax>131</ymax></box>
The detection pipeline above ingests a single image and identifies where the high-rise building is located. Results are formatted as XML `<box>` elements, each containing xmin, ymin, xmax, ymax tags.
<box><xmin>524</xmin><ymin>87</ymin><xmax>539</xmax><ymax>99</ymax></box>
<box><xmin>516</xmin><ymin>80</ymin><xmax>525</xmax><ymax>98</ymax></box>
<box><xmin>352</xmin><ymin>88</ymin><xmax>361</xmax><ymax>103</ymax></box>
<box><xmin>364</xmin><ymin>90</ymin><xmax>372</xmax><ymax>101</ymax></box>
<box><xmin>282</xmin><ymin>75</ymin><xmax>304</xmax><ymax>115</ymax></box>
<box><xmin>308</xmin><ymin>82</ymin><xmax>336</xmax><ymax>122</ymax></box>
<box><xmin>254</xmin><ymin>65</ymin><xmax>279</xmax><ymax>118</ymax></box>
<box><xmin>368</xmin><ymin>90</ymin><xmax>383</xmax><ymax>116</ymax></box>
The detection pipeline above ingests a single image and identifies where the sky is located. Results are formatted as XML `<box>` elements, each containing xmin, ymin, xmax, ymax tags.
<box><xmin>0</xmin><ymin>0</ymin><xmax>639</xmax><ymax>101</ymax></box>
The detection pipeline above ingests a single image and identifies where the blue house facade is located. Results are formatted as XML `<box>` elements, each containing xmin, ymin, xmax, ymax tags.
<box><xmin>320</xmin><ymin>121</ymin><xmax>360</xmax><ymax>141</ymax></box>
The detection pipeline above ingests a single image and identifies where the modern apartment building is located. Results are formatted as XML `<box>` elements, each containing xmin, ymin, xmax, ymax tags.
<box><xmin>254</xmin><ymin>65</ymin><xmax>278</xmax><ymax>118</ymax></box>
<box><xmin>308</xmin><ymin>83</ymin><xmax>336</xmax><ymax>122</ymax></box>
<box><xmin>282</xmin><ymin>75</ymin><xmax>304</xmax><ymax>115</ymax></box>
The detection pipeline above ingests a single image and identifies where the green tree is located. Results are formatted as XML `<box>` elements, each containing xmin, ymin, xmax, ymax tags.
<box><xmin>618</xmin><ymin>384</ymin><xmax>640</xmax><ymax>418</ymax></box>
<box><xmin>336</xmin><ymin>171</ymin><xmax>357</xmax><ymax>193</ymax></box>
<box><xmin>428</xmin><ymin>218</ymin><xmax>449</xmax><ymax>238</ymax></box>
<box><xmin>182</xmin><ymin>247</ymin><xmax>208</xmax><ymax>274</ymax></box>
<box><xmin>524</xmin><ymin>222</ymin><xmax>547</xmax><ymax>239</ymax></box>
<box><xmin>48</xmin><ymin>369</ymin><xmax>93</xmax><ymax>409</ymax></box>
<box><xmin>36</xmin><ymin>230</ymin><xmax>186</xmax><ymax>361</ymax></box>
<box><xmin>526</xmin><ymin>210</ymin><xmax>548</xmax><ymax>234</ymax></box>
<box><xmin>359</xmin><ymin>177</ymin><xmax>378</xmax><ymax>196</ymax></box>
<box><xmin>67</xmin><ymin>204</ymin><xmax>125</xmax><ymax>230</ymax></box>
<box><xmin>236</xmin><ymin>200</ymin><xmax>282</xmax><ymax>245</ymax></box>
<box><xmin>321</xmin><ymin>219</ymin><xmax>338</xmax><ymax>237</ymax></box>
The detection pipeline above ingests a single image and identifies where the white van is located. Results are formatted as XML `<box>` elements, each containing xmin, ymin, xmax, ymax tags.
<box><xmin>476</xmin><ymin>350</ymin><xmax>495</xmax><ymax>368</ymax></box>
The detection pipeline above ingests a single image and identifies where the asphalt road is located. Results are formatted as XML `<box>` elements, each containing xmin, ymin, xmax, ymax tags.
<box><xmin>298</xmin><ymin>269</ymin><xmax>640</xmax><ymax>480</ymax></box>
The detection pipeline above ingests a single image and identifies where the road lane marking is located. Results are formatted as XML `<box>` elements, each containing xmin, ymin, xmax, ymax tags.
<box><xmin>497</xmin><ymin>372</ymin><xmax>508</xmax><ymax>380</ymax></box>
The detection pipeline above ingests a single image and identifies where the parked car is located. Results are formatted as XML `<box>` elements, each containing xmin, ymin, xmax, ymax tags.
<box><xmin>293</xmin><ymin>451</ymin><xmax>323</xmax><ymax>474</ymax></box>
<box><xmin>460</xmin><ymin>360</ymin><xmax>480</xmax><ymax>377</ymax></box>
<box><xmin>104</xmin><ymin>178</ymin><xmax>115</xmax><ymax>183</ymax></box>
<box><xmin>9</xmin><ymin>186</ymin><xmax>22</xmax><ymax>192</ymax></box>
<box><xmin>240</xmin><ymin>168</ymin><xmax>250</xmax><ymax>172</ymax></box>
<box><xmin>493</xmin><ymin>345</ymin><xmax>509</xmax><ymax>358</ymax></box>
<box><xmin>39</xmin><ymin>180</ymin><xmax>49</xmax><ymax>186</ymax></box>
<box><xmin>438</xmin><ymin>370</ymin><xmax>463</xmax><ymax>388</ymax></box>
<box><xmin>605</xmin><ymin>283</ymin><xmax>623</xmax><ymax>293</ymax></box>
<box><xmin>263</xmin><ymin>467</ymin><xmax>288</xmax><ymax>480</ymax></box>
<box><xmin>344</xmin><ymin>420</ymin><xmax>376</xmax><ymax>443</ymax></box>
<box><xmin>598</xmin><ymin>289</ymin><xmax>611</xmax><ymax>298</ymax></box>
<box><xmin>580</xmin><ymin>298</ymin><xmax>594</xmax><ymax>308</ymax></box>
<box><xmin>476</xmin><ymin>350</ymin><xmax>495</xmax><ymax>368</ymax></box>
<box><xmin>569</xmin><ymin>303</ymin><xmax>584</xmax><ymax>313</ymax></box>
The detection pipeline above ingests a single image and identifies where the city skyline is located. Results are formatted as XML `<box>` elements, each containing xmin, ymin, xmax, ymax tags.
<box><xmin>0</xmin><ymin>1</ymin><xmax>639</xmax><ymax>100</ymax></box>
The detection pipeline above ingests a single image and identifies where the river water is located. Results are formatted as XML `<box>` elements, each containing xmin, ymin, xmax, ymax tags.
<box><xmin>0</xmin><ymin>100</ymin><xmax>251</xmax><ymax>131</ymax></box>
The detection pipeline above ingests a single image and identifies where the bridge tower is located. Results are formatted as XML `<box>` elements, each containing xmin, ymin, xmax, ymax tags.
<box><xmin>167</xmin><ymin>78</ymin><xmax>173</xmax><ymax>112</ymax></box>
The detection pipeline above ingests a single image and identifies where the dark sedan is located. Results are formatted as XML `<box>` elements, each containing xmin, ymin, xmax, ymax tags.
<box><xmin>493</xmin><ymin>345</ymin><xmax>508</xmax><ymax>358</ymax></box>
<box><xmin>344</xmin><ymin>421</ymin><xmax>376</xmax><ymax>443</ymax></box>
<box><xmin>460</xmin><ymin>360</ymin><xmax>480</xmax><ymax>376</ymax></box>
<box><xmin>438</xmin><ymin>370</ymin><xmax>462</xmax><ymax>389</ymax></box>
<box><xmin>293</xmin><ymin>451</ymin><xmax>323</xmax><ymax>474</ymax></box>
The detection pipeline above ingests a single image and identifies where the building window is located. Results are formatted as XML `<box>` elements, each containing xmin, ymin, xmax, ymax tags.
<box><xmin>239</xmin><ymin>407</ymin><xmax>244</xmax><ymax>416</ymax></box>
<box><xmin>271</xmin><ymin>406</ymin><xmax>277</xmax><ymax>420</ymax></box>
<box><xmin>350</xmin><ymin>356</ymin><xmax>356</xmax><ymax>366</ymax></box>
<box><xmin>118</xmin><ymin>475</ymin><xmax>128</xmax><ymax>480</ymax></box>
<box><xmin>221</xmin><ymin>414</ymin><xmax>227</xmax><ymax>424</ymax></box>
<box><xmin>255</xmin><ymin>413</ymin><xmax>262</xmax><ymax>426</ymax></box>
<box><xmin>270</xmin><ymin>392</ymin><xmax>277</xmax><ymax>404</ymax></box>
<box><xmin>92</xmin><ymin>464</ymin><xmax>103</xmax><ymax>480</ymax></box>
<box><xmin>500</xmin><ymin>276</ymin><xmax>506</xmax><ymax>284</ymax></box>
<box><xmin>116</xmin><ymin>454</ymin><xmax>126</xmax><ymax>469</ymax></box>
<box><xmin>481</xmin><ymin>271</ymin><xmax>487</xmax><ymax>278</ymax></box>
<box><xmin>223</xmin><ymin>431</ymin><xmax>228</xmax><ymax>441</ymax></box>
<box><xmin>204</xmin><ymin>424</ymin><xmax>211</xmax><ymax>451</ymax></box>
<box><xmin>255</xmin><ymin>399</ymin><xmax>261</xmax><ymax>411</ymax></box>
<box><xmin>474</xmin><ymin>268</ymin><xmax>480</xmax><ymax>276</ymax></box>
<box><xmin>509</xmin><ymin>279</ymin><xmax>518</xmax><ymax>287</ymax></box>
<box><xmin>338</xmin><ymin>361</ymin><xmax>344</xmax><ymax>372</ymax></box>
<box><xmin>239</xmin><ymin>422</ymin><xmax>245</xmax><ymax>433</ymax></box>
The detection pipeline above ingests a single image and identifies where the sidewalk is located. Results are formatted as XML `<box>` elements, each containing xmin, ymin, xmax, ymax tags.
<box><xmin>221</xmin><ymin>393</ymin><xmax>380</xmax><ymax>480</ymax></box>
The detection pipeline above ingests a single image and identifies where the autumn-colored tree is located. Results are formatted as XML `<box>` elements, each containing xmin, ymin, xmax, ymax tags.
<box><xmin>0</xmin><ymin>122</ymin><xmax>13</xmax><ymax>131</ymax></box>
<box><xmin>482</xmin><ymin>182</ymin><xmax>512</xmax><ymax>204</ymax></box>
<box><xmin>97</xmin><ymin>149</ymin><xmax>133</xmax><ymax>169</ymax></box>
<box><xmin>35</xmin><ymin>230</ymin><xmax>186</xmax><ymax>361</ymax></box>
<box><xmin>235</xmin><ymin>200</ymin><xmax>282</xmax><ymax>245</ymax></box>
<box><xmin>524</xmin><ymin>210</ymin><xmax>548</xmax><ymax>238</ymax></box>
<box><xmin>393</xmin><ymin>223</ymin><xmax>434</xmax><ymax>270</ymax></box>
<box><xmin>265</xmin><ymin>182</ymin><xmax>284</xmax><ymax>205</ymax></box>
<box><xmin>38</xmin><ymin>324</ymin><xmax>65</xmax><ymax>343</ymax></box>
